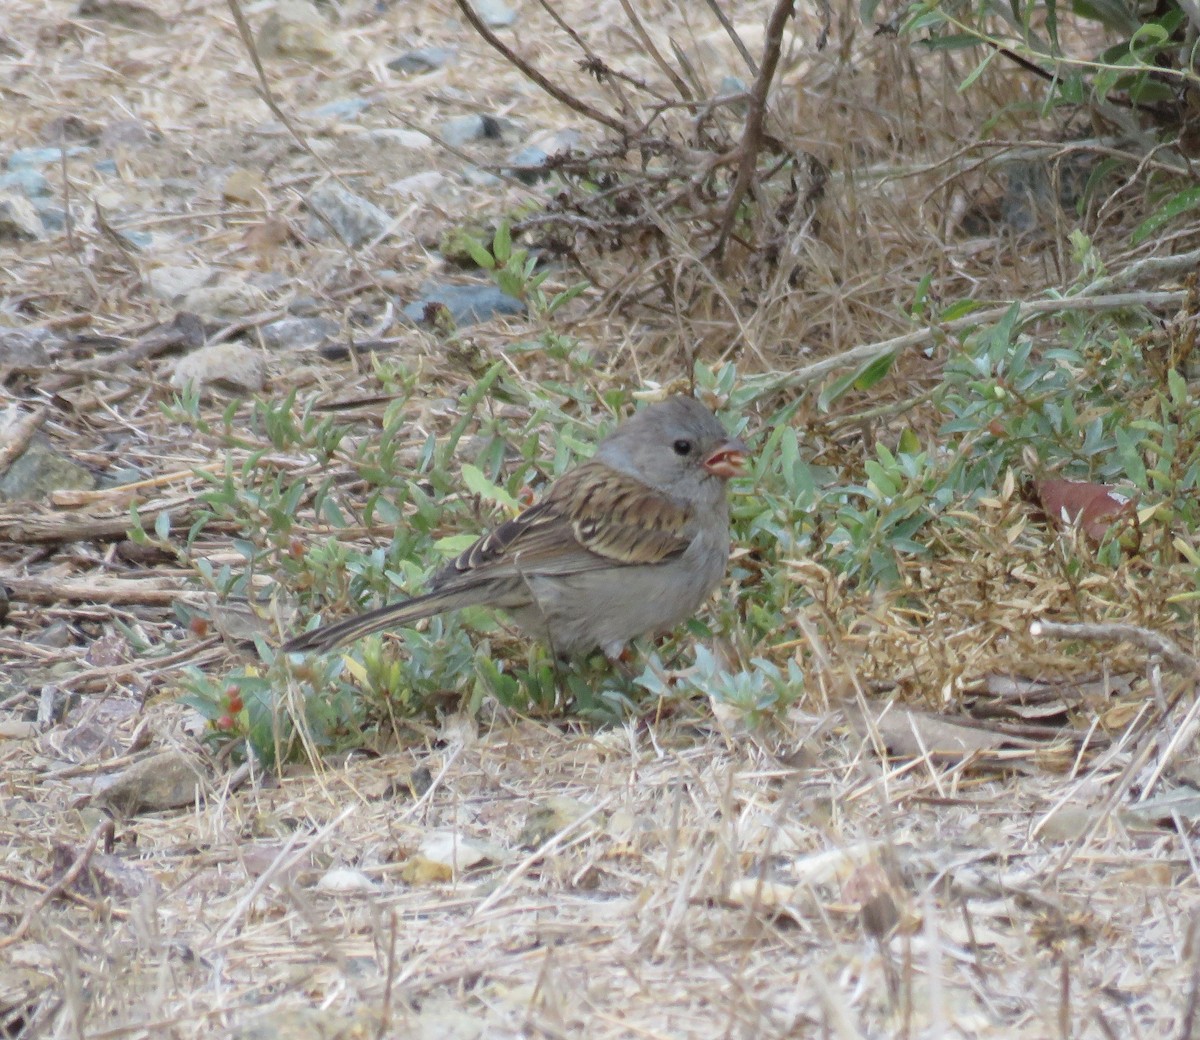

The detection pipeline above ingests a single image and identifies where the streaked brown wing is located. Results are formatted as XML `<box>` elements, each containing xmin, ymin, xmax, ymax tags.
<box><xmin>431</xmin><ymin>462</ymin><xmax>693</xmax><ymax>587</ymax></box>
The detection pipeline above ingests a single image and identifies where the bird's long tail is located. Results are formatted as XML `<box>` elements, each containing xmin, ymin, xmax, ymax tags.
<box><xmin>281</xmin><ymin>583</ymin><xmax>494</xmax><ymax>655</ymax></box>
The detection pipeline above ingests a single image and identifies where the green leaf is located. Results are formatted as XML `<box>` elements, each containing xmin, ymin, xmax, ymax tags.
<box><xmin>154</xmin><ymin>509</ymin><xmax>172</xmax><ymax>543</ymax></box>
<box><xmin>128</xmin><ymin>503</ymin><xmax>148</xmax><ymax>544</ymax></box>
<box><xmin>492</xmin><ymin>222</ymin><xmax>512</xmax><ymax>265</ymax></box>
<box><xmin>1072</xmin><ymin>0</ymin><xmax>1139</xmax><ymax>33</ymax></box>
<box><xmin>546</xmin><ymin>281</ymin><xmax>589</xmax><ymax>315</ymax></box>
<box><xmin>458</xmin><ymin>234</ymin><xmax>496</xmax><ymax>270</ymax></box>
<box><xmin>920</xmin><ymin>32</ymin><xmax>985</xmax><ymax>50</ymax></box>
<box><xmin>958</xmin><ymin>48</ymin><xmax>998</xmax><ymax>92</ymax></box>
<box><xmin>910</xmin><ymin>273</ymin><xmax>933</xmax><ymax>317</ymax></box>
<box><xmin>434</xmin><ymin>533</ymin><xmax>482</xmax><ymax>556</ymax></box>
<box><xmin>817</xmin><ymin>351</ymin><xmax>895</xmax><ymax>410</ymax></box>
<box><xmin>1168</xmin><ymin>367</ymin><xmax>1189</xmax><ymax>406</ymax></box>
<box><xmin>1045</xmin><ymin>0</ymin><xmax>1060</xmax><ymax>50</ymax></box>
<box><xmin>460</xmin><ymin>463</ymin><xmax>520</xmax><ymax>510</ymax></box>
<box><xmin>1132</xmin><ymin>186</ymin><xmax>1200</xmax><ymax>245</ymax></box>
<box><xmin>939</xmin><ymin>298</ymin><xmax>987</xmax><ymax>321</ymax></box>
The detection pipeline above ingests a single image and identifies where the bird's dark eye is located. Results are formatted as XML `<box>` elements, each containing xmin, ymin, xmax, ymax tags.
<box><xmin>673</xmin><ymin>439</ymin><xmax>693</xmax><ymax>456</ymax></box>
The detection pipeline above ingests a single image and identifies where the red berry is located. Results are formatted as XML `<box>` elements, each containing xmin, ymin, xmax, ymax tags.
<box><xmin>215</xmin><ymin>714</ymin><xmax>235</xmax><ymax>732</ymax></box>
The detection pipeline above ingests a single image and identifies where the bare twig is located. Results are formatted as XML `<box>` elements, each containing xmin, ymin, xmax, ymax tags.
<box><xmin>3</xmin><ymin>574</ymin><xmax>205</xmax><ymax>608</ymax></box>
<box><xmin>753</xmin><ymin>289</ymin><xmax>1188</xmax><ymax>397</ymax></box>
<box><xmin>225</xmin><ymin>0</ymin><xmax>331</xmax><ymax>175</ymax></box>
<box><xmin>0</xmin><ymin>405</ymin><xmax>50</xmax><ymax>473</ymax></box>
<box><xmin>450</xmin><ymin>0</ymin><xmax>628</xmax><ymax>134</ymax></box>
<box><xmin>711</xmin><ymin>0</ymin><xmax>796</xmax><ymax>260</ymax></box>
<box><xmin>615</xmin><ymin>0</ymin><xmax>694</xmax><ymax>101</ymax></box>
<box><xmin>0</xmin><ymin>818</ymin><xmax>115</xmax><ymax>950</ymax></box>
<box><xmin>1030</xmin><ymin>620</ymin><xmax>1200</xmax><ymax>680</ymax></box>
<box><xmin>701</xmin><ymin>0</ymin><xmax>760</xmax><ymax>76</ymax></box>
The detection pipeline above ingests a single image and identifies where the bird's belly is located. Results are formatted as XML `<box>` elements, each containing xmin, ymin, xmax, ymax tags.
<box><xmin>513</xmin><ymin>534</ymin><xmax>729</xmax><ymax>656</ymax></box>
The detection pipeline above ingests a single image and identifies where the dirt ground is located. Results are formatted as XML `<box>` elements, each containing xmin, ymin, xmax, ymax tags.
<box><xmin>2</xmin><ymin>0</ymin><xmax>1200</xmax><ymax>1037</ymax></box>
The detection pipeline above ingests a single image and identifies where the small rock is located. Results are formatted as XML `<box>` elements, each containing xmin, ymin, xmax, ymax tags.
<box><xmin>438</xmin><ymin>114</ymin><xmax>512</xmax><ymax>147</ymax></box>
<box><xmin>8</xmin><ymin>146</ymin><xmax>85</xmax><ymax>170</ymax></box>
<box><xmin>387</xmin><ymin>46</ymin><xmax>456</xmax><ymax>73</ymax></box>
<box><xmin>172</xmin><ymin>341</ymin><xmax>266</xmax><ymax>394</ymax></box>
<box><xmin>50</xmin><ymin>844</ymin><xmax>158</xmax><ymax>900</ymax></box>
<box><xmin>0</xmin><ymin>193</ymin><xmax>45</xmax><ymax>240</ymax></box>
<box><xmin>315</xmin><ymin>867</ymin><xmax>377</xmax><ymax>893</ymax></box>
<box><xmin>182</xmin><ymin>282</ymin><xmax>250</xmax><ymax>320</ymax></box>
<box><xmin>247</xmin><ymin>271</ymin><xmax>291</xmax><ymax>294</ymax></box>
<box><xmin>148</xmin><ymin>264</ymin><xmax>215</xmax><ymax>303</ymax></box>
<box><xmin>305</xmin><ymin>97</ymin><xmax>370</xmax><ymax>121</ymax></box>
<box><xmin>38</xmin><ymin>684</ymin><xmax>76</xmax><ymax>724</ymax></box>
<box><xmin>0</xmin><ymin>168</ymin><xmax>50</xmax><ymax>197</ymax></box>
<box><xmin>85</xmin><ymin>631</ymin><xmax>131</xmax><ymax>667</ymax></box>
<box><xmin>506</xmin><ymin>127</ymin><xmax>580</xmax><ymax>182</ymax></box>
<box><xmin>114</xmin><ymin>226</ymin><xmax>151</xmax><ymax>248</ymax></box>
<box><xmin>390</xmin><ymin>170</ymin><xmax>445</xmax><ymax>198</ymax></box>
<box><xmin>100</xmin><ymin>118</ymin><xmax>160</xmax><ymax>149</ymax></box>
<box><xmin>357</xmin><ymin>128</ymin><xmax>433</xmax><ymax>150</ymax></box>
<box><xmin>0</xmin><ymin>437</ymin><xmax>96</xmax><ymax>502</ymax></box>
<box><xmin>306</xmin><ymin>182</ymin><xmax>394</xmax><ymax>246</ymax></box>
<box><xmin>75</xmin><ymin>0</ymin><xmax>169</xmax><ymax>32</ymax></box>
<box><xmin>42</xmin><ymin>115</ymin><xmax>102</xmax><ymax>144</ymax></box>
<box><xmin>33</xmin><ymin>203</ymin><xmax>68</xmax><ymax>233</ymax></box>
<box><xmin>233</xmin><ymin>1007</ymin><xmax>368</xmax><ymax>1040</ymax></box>
<box><xmin>460</xmin><ymin>165</ymin><xmax>501</xmax><ymax>187</ymax></box>
<box><xmin>33</xmin><ymin>623</ymin><xmax>73</xmax><ymax>649</ymax></box>
<box><xmin>242</xmin><ymin>217</ymin><xmax>293</xmax><ymax>255</ymax></box>
<box><xmin>259</xmin><ymin>316</ymin><xmax>341</xmax><ymax>351</ymax></box>
<box><xmin>257</xmin><ymin>0</ymin><xmax>338</xmax><ymax>61</ymax></box>
<box><xmin>506</xmin><ymin>145</ymin><xmax>549</xmax><ymax>184</ymax></box>
<box><xmin>472</xmin><ymin>0</ymin><xmax>517</xmax><ymax>27</ymax></box>
<box><xmin>0</xmin><ymin>326</ymin><xmax>56</xmax><ymax>366</ymax></box>
<box><xmin>414</xmin><ymin>830</ymin><xmax>502</xmax><ymax>874</ymax></box>
<box><xmin>223</xmin><ymin>168</ymin><xmax>266</xmax><ymax>205</ymax></box>
<box><xmin>520</xmin><ymin>796</ymin><xmax>594</xmax><ymax>847</ymax></box>
<box><xmin>287</xmin><ymin>295</ymin><xmax>323</xmax><ymax>316</ymax></box>
<box><xmin>717</xmin><ymin>75</ymin><xmax>750</xmax><ymax>115</ymax></box>
<box><xmin>91</xmin><ymin>750</ymin><xmax>206</xmax><ymax>814</ymax></box>
<box><xmin>403</xmin><ymin>283</ymin><xmax>525</xmax><ymax>327</ymax></box>
<box><xmin>718</xmin><ymin>74</ymin><xmax>748</xmax><ymax>96</ymax></box>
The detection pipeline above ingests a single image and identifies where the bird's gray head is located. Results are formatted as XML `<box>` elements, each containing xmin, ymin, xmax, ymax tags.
<box><xmin>594</xmin><ymin>395</ymin><xmax>748</xmax><ymax>504</ymax></box>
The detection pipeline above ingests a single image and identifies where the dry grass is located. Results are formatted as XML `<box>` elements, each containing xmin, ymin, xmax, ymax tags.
<box><xmin>2</xmin><ymin>0</ymin><xmax>1200</xmax><ymax>1036</ymax></box>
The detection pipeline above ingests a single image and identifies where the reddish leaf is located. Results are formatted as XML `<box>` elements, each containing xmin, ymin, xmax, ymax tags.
<box><xmin>1035</xmin><ymin>479</ymin><xmax>1136</xmax><ymax>542</ymax></box>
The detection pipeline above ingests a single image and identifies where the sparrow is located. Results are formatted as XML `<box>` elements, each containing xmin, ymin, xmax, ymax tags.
<box><xmin>282</xmin><ymin>395</ymin><xmax>748</xmax><ymax>660</ymax></box>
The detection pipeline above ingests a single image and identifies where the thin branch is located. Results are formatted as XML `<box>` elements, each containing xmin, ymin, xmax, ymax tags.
<box><xmin>616</xmin><ymin>0</ymin><xmax>695</xmax><ymax>101</ymax></box>
<box><xmin>0</xmin><ymin>819</ymin><xmax>115</xmax><ymax>950</ymax></box>
<box><xmin>0</xmin><ymin>405</ymin><xmax>49</xmax><ymax>473</ymax></box>
<box><xmin>701</xmin><ymin>0</ymin><xmax>760</xmax><ymax>76</ymax></box>
<box><xmin>1030</xmin><ymin>620</ymin><xmax>1200</xmax><ymax>680</ymax></box>
<box><xmin>710</xmin><ymin>0</ymin><xmax>796</xmax><ymax>260</ymax></box>
<box><xmin>450</xmin><ymin>0</ymin><xmax>628</xmax><ymax>134</ymax></box>
<box><xmin>751</xmin><ymin>289</ymin><xmax>1188</xmax><ymax>397</ymax></box>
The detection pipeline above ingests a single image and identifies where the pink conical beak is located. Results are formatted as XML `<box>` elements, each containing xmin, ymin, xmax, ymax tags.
<box><xmin>703</xmin><ymin>437</ymin><xmax>749</xmax><ymax>479</ymax></box>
